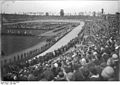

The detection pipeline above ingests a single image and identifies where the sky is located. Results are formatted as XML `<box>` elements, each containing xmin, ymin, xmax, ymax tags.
<box><xmin>0</xmin><ymin>0</ymin><xmax>119</xmax><ymax>14</ymax></box>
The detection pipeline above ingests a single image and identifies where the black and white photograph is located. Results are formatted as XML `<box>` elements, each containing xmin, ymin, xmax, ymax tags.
<box><xmin>0</xmin><ymin>0</ymin><xmax>120</xmax><ymax>82</ymax></box>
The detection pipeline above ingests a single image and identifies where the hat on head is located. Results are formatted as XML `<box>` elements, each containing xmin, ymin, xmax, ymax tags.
<box><xmin>115</xmin><ymin>46</ymin><xmax>120</xmax><ymax>50</ymax></box>
<box><xmin>54</xmin><ymin>63</ymin><xmax>58</xmax><ymax>68</ymax></box>
<box><xmin>101</xmin><ymin>47</ymin><xmax>105</xmax><ymax>51</ymax></box>
<box><xmin>112</xmin><ymin>54</ymin><xmax>118</xmax><ymax>60</ymax></box>
<box><xmin>107</xmin><ymin>58</ymin><xmax>114</xmax><ymax>66</ymax></box>
<box><xmin>105</xmin><ymin>45</ymin><xmax>109</xmax><ymax>48</ymax></box>
<box><xmin>93</xmin><ymin>51</ymin><xmax>97</xmax><ymax>55</ymax></box>
<box><xmin>101</xmin><ymin>66</ymin><xmax>114</xmax><ymax>79</ymax></box>
<box><xmin>80</xmin><ymin>58</ymin><xmax>86</xmax><ymax>66</ymax></box>
<box><xmin>67</xmin><ymin>72</ymin><xmax>73</xmax><ymax>80</ymax></box>
<box><xmin>58</xmin><ymin>72</ymin><xmax>64</xmax><ymax>78</ymax></box>
<box><xmin>100</xmin><ymin>62</ymin><xmax>107</xmax><ymax>68</ymax></box>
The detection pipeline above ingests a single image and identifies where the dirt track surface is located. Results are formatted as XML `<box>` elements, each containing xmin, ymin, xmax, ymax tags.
<box><xmin>36</xmin><ymin>21</ymin><xmax>84</xmax><ymax>57</ymax></box>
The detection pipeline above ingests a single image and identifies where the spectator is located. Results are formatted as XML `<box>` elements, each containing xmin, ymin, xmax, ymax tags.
<box><xmin>71</xmin><ymin>69</ymin><xmax>85</xmax><ymax>81</ymax></box>
<box><xmin>101</xmin><ymin>66</ymin><xmax>115</xmax><ymax>81</ymax></box>
<box><xmin>89</xmin><ymin>67</ymin><xmax>100</xmax><ymax>81</ymax></box>
<box><xmin>54</xmin><ymin>71</ymin><xmax>67</xmax><ymax>81</ymax></box>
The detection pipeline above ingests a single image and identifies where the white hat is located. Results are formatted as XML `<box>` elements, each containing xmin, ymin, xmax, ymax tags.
<box><xmin>105</xmin><ymin>45</ymin><xmax>109</xmax><ymax>48</ymax></box>
<box><xmin>72</xmin><ymin>53</ymin><xmax>76</xmax><ymax>58</ymax></box>
<box><xmin>101</xmin><ymin>47</ymin><xmax>104</xmax><ymax>51</ymax></box>
<box><xmin>80</xmin><ymin>58</ymin><xmax>86</xmax><ymax>66</ymax></box>
<box><xmin>45</xmin><ymin>64</ymin><xmax>49</xmax><ymax>67</ymax></box>
<box><xmin>93</xmin><ymin>52</ymin><xmax>97</xmax><ymax>55</ymax></box>
<box><xmin>101</xmin><ymin>66</ymin><xmax>114</xmax><ymax>79</ymax></box>
<box><xmin>112</xmin><ymin>54</ymin><xmax>118</xmax><ymax>59</ymax></box>
<box><xmin>54</xmin><ymin>63</ymin><xmax>58</xmax><ymax>68</ymax></box>
<box><xmin>115</xmin><ymin>46</ymin><xmax>120</xmax><ymax>50</ymax></box>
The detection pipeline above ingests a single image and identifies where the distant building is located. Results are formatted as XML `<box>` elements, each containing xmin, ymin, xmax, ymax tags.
<box><xmin>101</xmin><ymin>8</ymin><xmax>104</xmax><ymax>14</ymax></box>
<box><xmin>46</xmin><ymin>12</ymin><xmax>49</xmax><ymax>16</ymax></box>
<box><xmin>79</xmin><ymin>12</ymin><xmax>84</xmax><ymax>16</ymax></box>
<box><xmin>93</xmin><ymin>11</ymin><xmax>96</xmax><ymax>17</ymax></box>
<box><xmin>60</xmin><ymin>9</ymin><xmax>64</xmax><ymax>17</ymax></box>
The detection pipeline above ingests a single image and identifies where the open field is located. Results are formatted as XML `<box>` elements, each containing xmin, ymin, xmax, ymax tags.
<box><xmin>1</xmin><ymin>35</ymin><xmax>46</xmax><ymax>56</ymax></box>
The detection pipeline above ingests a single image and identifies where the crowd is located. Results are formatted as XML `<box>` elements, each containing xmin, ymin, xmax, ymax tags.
<box><xmin>2</xmin><ymin>22</ymin><xmax>78</xmax><ymax>37</ymax></box>
<box><xmin>1</xmin><ymin>18</ymin><xmax>120</xmax><ymax>81</ymax></box>
<box><xmin>3</xmin><ymin>22</ymin><xmax>73</xmax><ymax>30</ymax></box>
<box><xmin>2</xmin><ymin>22</ymin><xmax>57</xmax><ymax>36</ymax></box>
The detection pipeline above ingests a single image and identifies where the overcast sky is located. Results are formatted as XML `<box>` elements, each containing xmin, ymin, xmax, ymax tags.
<box><xmin>1</xmin><ymin>0</ymin><xmax>119</xmax><ymax>14</ymax></box>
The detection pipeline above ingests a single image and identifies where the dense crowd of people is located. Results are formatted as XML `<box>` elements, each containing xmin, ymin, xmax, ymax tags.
<box><xmin>2</xmin><ymin>22</ymin><xmax>59</xmax><ymax>36</ymax></box>
<box><xmin>2</xmin><ymin>21</ymin><xmax>78</xmax><ymax>37</ymax></box>
<box><xmin>1</xmin><ymin>18</ymin><xmax>120</xmax><ymax>81</ymax></box>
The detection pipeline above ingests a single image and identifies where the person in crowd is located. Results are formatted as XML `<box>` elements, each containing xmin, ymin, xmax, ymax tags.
<box><xmin>101</xmin><ymin>66</ymin><xmax>115</xmax><ymax>81</ymax></box>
